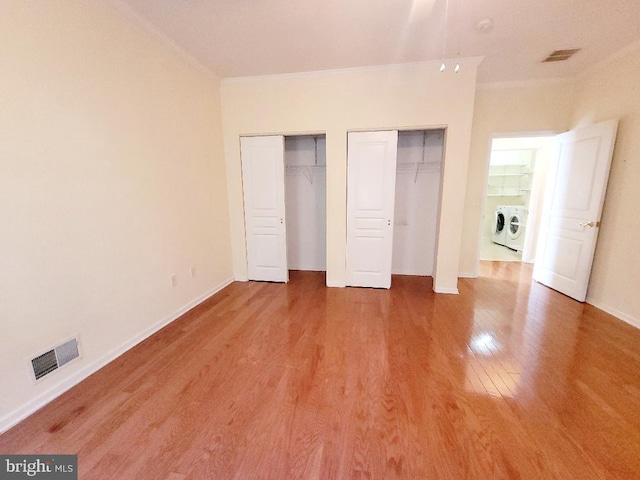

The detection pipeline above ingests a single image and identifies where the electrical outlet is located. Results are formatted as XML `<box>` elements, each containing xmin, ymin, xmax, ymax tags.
<box><xmin>170</xmin><ymin>274</ymin><xmax>177</xmax><ymax>287</ymax></box>
<box><xmin>190</xmin><ymin>266</ymin><xmax>196</xmax><ymax>278</ymax></box>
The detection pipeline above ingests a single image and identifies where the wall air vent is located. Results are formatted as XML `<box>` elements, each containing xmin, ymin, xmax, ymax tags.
<box><xmin>31</xmin><ymin>338</ymin><xmax>80</xmax><ymax>381</ymax></box>
<box><xmin>542</xmin><ymin>49</ymin><xmax>581</xmax><ymax>63</ymax></box>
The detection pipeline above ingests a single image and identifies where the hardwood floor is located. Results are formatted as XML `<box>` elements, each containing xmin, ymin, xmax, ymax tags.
<box><xmin>2</xmin><ymin>262</ymin><xmax>640</xmax><ymax>479</ymax></box>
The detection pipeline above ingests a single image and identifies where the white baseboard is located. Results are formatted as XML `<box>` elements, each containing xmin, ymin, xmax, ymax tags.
<box><xmin>288</xmin><ymin>265</ymin><xmax>326</xmax><ymax>272</ymax></box>
<box><xmin>326</xmin><ymin>280</ymin><xmax>345</xmax><ymax>288</ymax></box>
<box><xmin>0</xmin><ymin>276</ymin><xmax>234</xmax><ymax>435</ymax></box>
<box><xmin>586</xmin><ymin>299</ymin><xmax>640</xmax><ymax>330</ymax></box>
<box><xmin>458</xmin><ymin>272</ymin><xmax>478</xmax><ymax>279</ymax></box>
<box><xmin>434</xmin><ymin>286</ymin><xmax>460</xmax><ymax>294</ymax></box>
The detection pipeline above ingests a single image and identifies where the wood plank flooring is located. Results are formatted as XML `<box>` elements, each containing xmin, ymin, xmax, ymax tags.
<box><xmin>2</xmin><ymin>262</ymin><xmax>640</xmax><ymax>479</ymax></box>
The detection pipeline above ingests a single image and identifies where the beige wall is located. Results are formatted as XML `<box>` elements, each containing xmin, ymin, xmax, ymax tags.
<box><xmin>0</xmin><ymin>1</ymin><xmax>232</xmax><ymax>430</ymax></box>
<box><xmin>460</xmin><ymin>82</ymin><xmax>575</xmax><ymax>275</ymax></box>
<box><xmin>572</xmin><ymin>45</ymin><xmax>640</xmax><ymax>325</ymax></box>
<box><xmin>221</xmin><ymin>61</ymin><xmax>479</xmax><ymax>292</ymax></box>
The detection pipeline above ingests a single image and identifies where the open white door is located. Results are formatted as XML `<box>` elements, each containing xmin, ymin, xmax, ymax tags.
<box><xmin>533</xmin><ymin>119</ymin><xmax>618</xmax><ymax>301</ymax></box>
<box><xmin>346</xmin><ymin>131</ymin><xmax>398</xmax><ymax>288</ymax></box>
<box><xmin>240</xmin><ymin>136</ymin><xmax>288</xmax><ymax>283</ymax></box>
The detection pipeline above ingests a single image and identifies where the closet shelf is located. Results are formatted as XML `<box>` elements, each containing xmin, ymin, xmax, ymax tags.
<box><xmin>488</xmin><ymin>173</ymin><xmax>530</xmax><ymax>177</ymax></box>
<box><xmin>396</xmin><ymin>162</ymin><xmax>441</xmax><ymax>173</ymax></box>
<box><xmin>285</xmin><ymin>165</ymin><xmax>325</xmax><ymax>172</ymax></box>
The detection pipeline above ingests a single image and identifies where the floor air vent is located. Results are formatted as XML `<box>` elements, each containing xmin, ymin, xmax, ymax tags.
<box><xmin>31</xmin><ymin>338</ymin><xmax>80</xmax><ymax>380</ymax></box>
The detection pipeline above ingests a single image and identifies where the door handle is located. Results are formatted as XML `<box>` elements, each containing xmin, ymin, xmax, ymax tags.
<box><xmin>580</xmin><ymin>221</ymin><xmax>600</xmax><ymax>228</ymax></box>
<box><xmin>388</xmin><ymin>219</ymin><xmax>391</xmax><ymax>226</ymax></box>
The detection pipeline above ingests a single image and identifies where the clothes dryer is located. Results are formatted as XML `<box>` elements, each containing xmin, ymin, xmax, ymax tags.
<box><xmin>506</xmin><ymin>207</ymin><xmax>527</xmax><ymax>252</ymax></box>
<box><xmin>492</xmin><ymin>205</ymin><xmax>509</xmax><ymax>246</ymax></box>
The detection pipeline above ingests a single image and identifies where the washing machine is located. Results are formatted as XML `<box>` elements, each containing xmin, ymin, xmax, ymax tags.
<box><xmin>492</xmin><ymin>205</ymin><xmax>509</xmax><ymax>246</ymax></box>
<box><xmin>506</xmin><ymin>207</ymin><xmax>527</xmax><ymax>252</ymax></box>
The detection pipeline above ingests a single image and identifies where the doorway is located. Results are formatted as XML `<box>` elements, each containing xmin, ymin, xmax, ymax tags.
<box><xmin>479</xmin><ymin>135</ymin><xmax>554</xmax><ymax>265</ymax></box>
<box><xmin>478</xmin><ymin>120</ymin><xmax>618</xmax><ymax>303</ymax></box>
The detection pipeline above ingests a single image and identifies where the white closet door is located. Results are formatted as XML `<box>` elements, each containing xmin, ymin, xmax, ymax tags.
<box><xmin>241</xmin><ymin>136</ymin><xmax>288</xmax><ymax>283</ymax></box>
<box><xmin>346</xmin><ymin>131</ymin><xmax>399</xmax><ymax>288</ymax></box>
<box><xmin>533</xmin><ymin>119</ymin><xmax>618</xmax><ymax>301</ymax></box>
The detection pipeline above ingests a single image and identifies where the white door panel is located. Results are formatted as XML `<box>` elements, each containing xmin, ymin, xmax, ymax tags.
<box><xmin>241</xmin><ymin>136</ymin><xmax>288</xmax><ymax>283</ymax></box>
<box><xmin>346</xmin><ymin>131</ymin><xmax>398</xmax><ymax>288</ymax></box>
<box><xmin>534</xmin><ymin>120</ymin><xmax>618</xmax><ymax>301</ymax></box>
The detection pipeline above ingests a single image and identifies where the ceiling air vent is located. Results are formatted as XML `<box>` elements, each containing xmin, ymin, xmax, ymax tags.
<box><xmin>542</xmin><ymin>49</ymin><xmax>581</xmax><ymax>63</ymax></box>
<box><xmin>31</xmin><ymin>338</ymin><xmax>80</xmax><ymax>380</ymax></box>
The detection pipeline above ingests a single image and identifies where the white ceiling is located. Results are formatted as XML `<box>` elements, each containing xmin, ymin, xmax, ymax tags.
<box><xmin>115</xmin><ymin>0</ymin><xmax>640</xmax><ymax>83</ymax></box>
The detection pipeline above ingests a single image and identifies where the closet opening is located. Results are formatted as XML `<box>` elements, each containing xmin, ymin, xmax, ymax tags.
<box><xmin>284</xmin><ymin>135</ymin><xmax>327</xmax><ymax>274</ymax></box>
<box><xmin>392</xmin><ymin>129</ymin><xmax>444</xmax><ymax>278</ymax></box>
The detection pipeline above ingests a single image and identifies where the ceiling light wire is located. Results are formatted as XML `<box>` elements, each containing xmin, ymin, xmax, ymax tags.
<box><xmin>454</xmin><ymin>0</ymin><xmax>462</xmax><ymax>73</ymax></box>
<box><xmin>440</xmin><ymin>0</ymin><xmax>449</xmax><ymax>72</ymax></box>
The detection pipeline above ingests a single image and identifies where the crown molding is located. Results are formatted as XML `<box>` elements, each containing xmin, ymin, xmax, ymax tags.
<box><xmin>477</xmin><ymin>77</ymin><xmax>576</xmax><ymax>91</ymax></box>
<box><xmin>222</xmin><ymin>57</ymin><xmax>484</xmax><ymax>85</ymax></box>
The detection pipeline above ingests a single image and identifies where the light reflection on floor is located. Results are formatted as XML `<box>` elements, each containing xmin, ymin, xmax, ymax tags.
<box><xmin>464</xmin><ymin>262</ymin><xmax>559</xmax><ymax>400</ymax></box>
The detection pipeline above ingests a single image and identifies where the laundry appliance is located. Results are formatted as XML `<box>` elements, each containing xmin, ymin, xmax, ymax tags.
<box><xmin>506</xmin><ymin>207</ymin><xmax>527</xmax><ymax>252</ymax></box>
<box><xmin>492</xmin><ymin>205</ymin><xmax>510</xmax><ymax>246</ymax></box>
